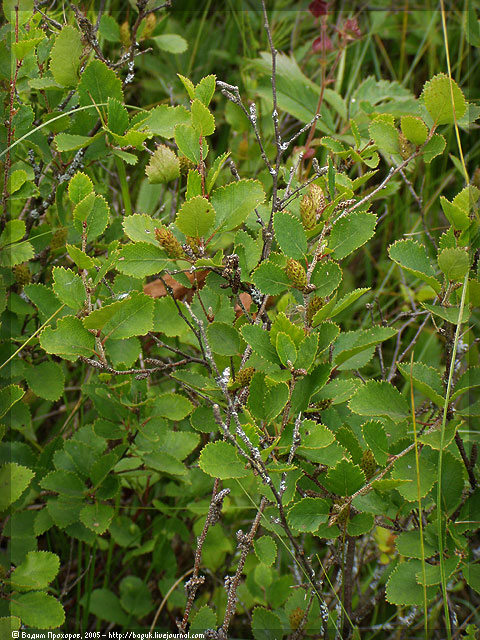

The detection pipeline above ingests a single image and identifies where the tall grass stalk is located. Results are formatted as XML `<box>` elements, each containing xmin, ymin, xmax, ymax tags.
<box><xmin>436</xmin><ymin>271</ymin><xmax>469</xmax><ymax>640</ymax></box>
<box><xmin>410</xmin><ymin>352</ymin><xmax>429</xmax><ymax>639</ymax></box>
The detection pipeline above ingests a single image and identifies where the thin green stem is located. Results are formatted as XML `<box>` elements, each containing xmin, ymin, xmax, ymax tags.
<box><xmin>436</xmin><ymin>272</ymin><xmax>469</xmax><ymax>640</ymax></box>
<box><xmin>410</xmin><ymin>352</ymin><xmax>428</xmax><ymax>639</ymax></box>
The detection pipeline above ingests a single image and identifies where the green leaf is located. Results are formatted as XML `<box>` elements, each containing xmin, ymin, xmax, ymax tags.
<box><xmin>0</xmin><ymin>240</ymin><xmax>34</xmax><ymax>267</ymax></box>
<box><xmin>330</xmin><ymin>288</ymin><xmax>370</xmax><ymax>317</ymax></box>
<box><xmin>154</xmin><ymin>393</ymin><xmax>193</xmax><ymax>420</ymax></box>
<box><xmin>361</xmin><ymin>421</ymin><xmax>389</xmax><ymax>466</ymax></box>
<box><xmin>24</xmin><ymin>283</ymin><xmax>63</xmax><ymax>322</ymax></box>
<box><xmin>452</xmin><ymin>366</ymin><xmax>480</xmax><ymax>401</ymax></box>
<box><xmin>248</xmin><ymin>374</ymin><xmax>289</xmax><ymax>422</ymax></box>
<box><xmin>295</xmin><ymin>334</ymin><xmax>319</xmax><ymax>372</ymax></box>
<box><xmin>116</xmin><ymin>242</ymin><xmax>170</xmax><ymax>278</ymax></box>
<box><xmin>397</xmin><ymin>361</ymin><xmax>444</xmax><ymax>406</ymax></box>
<box><xmin>73</xmin><ymin>193</ymin><xmax>110</xmax><ymax>241</ymax></box>
<box><xmin>158</xmin><ymin>431</ymin><xmax>200</xmax><ymax>461</ymax></box>
<box><xmin>25</xmin><ymin>361</ymin><xmax>64</xmax><ymax>402</ymax></box>
<box><xmin>145</xmin><ymin>145</ymin><xmax>180</xmax><ymax>184</ymax></box>
<box><xmin>333</xmin><ymin>326</ymin><xmax>397</xmax><ymax>366</ymax></box>
<box><xmin>122</xmin><ymin>213</ymin><xmax>158</xmax><ymax>245</ymax></box>
<box><xmin>464</xmin><ymin>564</ymin><xmax>480</xmax><ymax>595</ymax></box>
<box><xmin>310</xmin><ymin>261</ymin><xmax>342</xmax><ymax>297</ymax></box>
<box><xmin>421</xmin><ymin>133</ymin><xmax>446</xmax><ymax>163</ymax></box>
<box><xmin>13</xmin><ymin>36</ymin><xmax>44</xmax><ymax>60</ymax></box>
<box><xmin>10</xmin><ymin>551</ymin><xmax>59</xmax><ymax>590</ymax></box>
<box><xmin>153</xmin><ymin>33</ymin><xmax>188</xmax><ymax>53</ymax></box>
<box><xmin>254</xmin><ymin>536</ymin><xmax>277</xmax><ymax>566</ymax></box>
<box><xmin>349</xmin><ymin>381</ymin><xmax>410</xmax><ymax>422</ymax></box>
<box><xmin>273</xmin><ymin>210</ymin><xmax>307</xmax><ymax>260</ymax></box>
<box><xmin>0</xmin><ymin>220</ymin><xmax>26</xmax><ymax>246</ymax></box>
<box><xmin>207</xmin><ymin>322</ymin><xmax>241</xmax><ymax>356</ymax></box>
<box><xmin>68</xmin><ymin>172</ymin><xmax>94</xmax><ymax>205</ymax></box>
<box><xmin>440</xmin><ymin>196</ymin><xmax>470</xmax><ymax>231</ymax></box>
<box><xmin>276</xmin><ymin>332</ymin><xmax>297</xmax><ymax>367</ymax></box>
<box><xmin>174</xmin><ymin>123</ymin><xmax>208</xmax><ymax>163</ymax></box>
<box><xmin>453</xmin><ymin>184</ymin><xmax>480</xmax><ymax>213</ymax></box>
<box><xmin>417</xmin><ymin>555</ymin><xmax>460</xmax><ymax>586</ymax></box>
<box><xmin>290</xmin><ymin>363</ymin><xmax>332</xmax><ymax>415</ymax></box>
<box><xmin>347</xmin><ymin>512</ymin><xmax>375</xmax><ymax>536</ymax></box>
<box><xmin>391</xmin><ymin>449</ymin><xmax>436</xmax><ymax>501</ymax></box>
<box><xmin>55</xmin><ymin>132</ymin><xmax>102</xmax><ymax>152</ymax></box>
<box><xmin>191</xmin><ymin>99</ymin><xmax>215</xmax><ymax>136</ymax></box>
<box><xmin>65</xmin><ymin>245</ymin><xmax>96</xmax><ymax>270</ymax></box>
<box><xmin>241</xmin><ymin>325</ymin><xmax>281</xmax><ymax>366</ymax></box>
<box><xmin>287</xmin><ymin>497</ymin><xmax>329</xmax><ymax>532</ymax></box>
<box><xmin>49</xmin><ymin>25</ymin><xmax>82</xmax><ymax>87</ymax></box>
<box><xmin>422</xmin><ymin>302</ymin><xmax>470</xmax><ymax>324</ymax></box>
<box><xmin>195</xmin><ymin>74</ymin><xmax>216</xmax><ymax>106</ymax></box>
<box><xmin>422</xmin><ymin>73</ymin><xmax>467</xmax><ymax>125</ymax></box>
<box><xmin>119</xmin><ymin>575</ymin><xmax>153</xmax><ymax>618</ymax></box>
<box><xmin>144</xmin><ymin>105</ymin><xmax>190</xmax><ymax>138</ymax></box>
<box><xmin>0</xmin><ymin>385</ymin><xmax>24</xmax><ymax>418</ymax></box>
<box><xmin>80</xmin><ymin>503</ymin><xmax>114</xmax><ymax>535</ymax></box>
<box><xmin>78</xmin><ymin>59</ymin><xmax>123</xmax><ymax>119</ymax></box>
<box><xmin>388</xmin><ymin>238</ymin><xmax>441</xmax><ymax>292</ymax></box>
<box><xmin>0</xmin><ymin>463</ymin><xmax>34</xmax><ymax>510</ymax></box>
<box><xmin>99</xmin><ymin>15</ymin><xmax>120</xmax><ymax>42</ymax></box>
<box><xmin>7</xmin><ymin>169</ymin><xmax>27</xmax><ymax>195</ymax></box>
<box><xmin>84</xmin><ymin>292</ymin><xmax>154</xmax><ymax>339</ymax></box>
<box><xmin>329</xmin><ymin>212</ymin><xmax>377</xmax><ymax>260</ymax></box>
<box><xmin>0</xmin><ymin>617</ymin><xmax>20</xmax><ymax>635</ymax></box>
<box><xmin>11</xmin><ymin>591</ymin><xmax>65</xmax><ymax>629</ymax></box>
<box><xmin>206</xmin><ymin>151</ymin><xmax>230</xmax><ymax>193</ymax></box>
<box><xmin>418</xmin><ymin>418</ymin><xmax>459</xmax><ymax>450</ymax></box>
<box><xmin>386</xmin><ymin>560</ymin><xmax>436</xmax><ymax>606</ymax></box>
<box><xmin>324</xmin><ymin>459</ymin><xmax>365</xmax><ymax>496</ymax></box>
<box><xmin>211</xmin><ymin>179</ymin><xmax>265</xmax><ymax>231</ymax></box>
<box><xmin>107</xmin><ymin>98</ymin><xmax>129</xmax><ymax>135</ymax></box>
<box><xmin>438</xmin><ymin>247</ymin><xmax>470</xmax><ymax>281</ymax></box>
<box><xmin>85</xmin><ymin>588</ymin><xmax>129</xmax><ymax>626</ymax></box>
<box><xmin>175</xmin><ymin>196</ymin><xmax>215</xmax><ymax>237</ymax></box>
<box><xmin>40</xmin><ymin>315</ymin><xmax>95</xmax><ymax>359</ymax></box>
<box><xmin>369</xmin><ymin>119</ymin><xmax>400</xmax><ymax>154</ymax></box>
<box><xmin>395</xmin><ymin>529</ymin><xmax>437</xmax><ymax>558</ymax></box>
<box><xmin>40</xmin><ymin>470</ymin><xmax>85</xmax><ymax>498</ymax></box>
<box><xmin>141</xmin><ymin>451</ymin><xmax>186</xmax><ymax>476</ymax></box>
<box><xmin>190</xmin><ymin>606</ymin><xmax>217</xmax><ymax>633</ymax></box>
<box><xmin>400</xmin><ymin>115</ymin><xmax>428</xmax><ymax>146</ymax></box>
<box><xmin>199</xmin><ymin>441</ymin><xmax>248</xmax><ymax>479</ymax></box>
<box><xmin>47</xmin><ymin>498</ymin><xmax>82</xmax><ymax>528</ymax></box>
<box><xmin>251</xmin><ymin>607</ymin><xmax>283</xmax><ymax>640</ymax></box>
<box><xmin>252</xmin><ymin>261</ymin><xmax>290</xmax><ymax>296</ymax></box>
<box><xmin>52</xmin><ymin>267</ymin><xmax>86</xmax><ymax>310</ymax></box>
<box><xmin>297</xmin><ymin>419</ymin><xmax>334</xmax><ymax>450</ymax></box>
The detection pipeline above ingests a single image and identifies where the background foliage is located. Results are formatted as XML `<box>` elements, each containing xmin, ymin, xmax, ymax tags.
<box><xmin>1</xmin><ymin>1</ymin><xmax>479</xmax><ymax>638</ymax></box>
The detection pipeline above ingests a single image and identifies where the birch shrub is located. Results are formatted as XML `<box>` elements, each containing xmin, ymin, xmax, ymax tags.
<box><xmin>0</xmin><ymin>3</ymin><xmax>479</xmax><ymax>638</ymax></box>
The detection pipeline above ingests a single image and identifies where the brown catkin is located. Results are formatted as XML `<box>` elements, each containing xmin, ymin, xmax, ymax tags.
<box><xmin>399</xmin><ymin>132</ymin><xmax>414</xmax><ymax>160</ymax></box>
<box><xmin>120</xmin><ymin>21</ymin><xmax>131</xmax><ymax>46</ymax></box>
<box><xmin>285</xmin><ymin>258</ymin><xmax>308</xmax><ymax>291</ymax></box>
<box><xmin>289</xmin><ymin>607</ymin><xmax>305</xmax><ymax>630</ymax></box>
<box><xmin>179</xmin><ymin>156</ymin><xmax>195</xmax><ymax>175</ymax></box>
<box><xmin>309</xmin><ymin>183</ymin><xmax>325</xmax><ymax>214</ymax></box>
<box><xmin>360</xmin><ymin>449</ymin><xmax>376</xmax><ymax>480</ymax></box>
<box><xmin>13</xmin><ymin>263</ymin><xmax>31</xmax><ymax>285</ymax></box>
<box><xmin>300</xmin><ymin>194</ymin><xmax>316</xmax><ymax>230</ymax></box>
<box><xmin>306</xmin><ymin>295</ymin><xmax>324</xmax><ymax>325</ymax></box>
<box><xmin>186</xmin><ymin>236</ymin><xmax>201</xmax><ymax>257</ymax></box>
<box><xmin>50</xmin><ymin>227</ymin><xmax>68</xmax><ymax>250</ymax></box>
<box><xmin>236</xmin><ymin>366</ymin><xmax>255</xmax><ymax>387</ymax></box>
<box><xmin>155</xmin><ymin>226</ymin><xmax>184</xmax><ymax>258</ymax></box>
